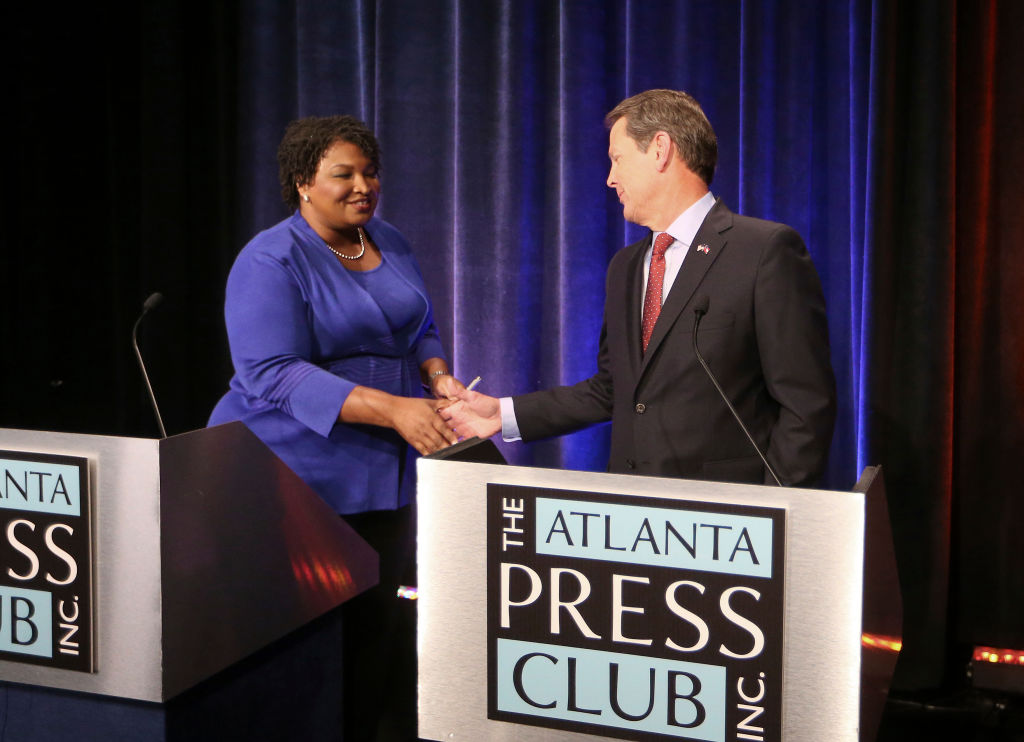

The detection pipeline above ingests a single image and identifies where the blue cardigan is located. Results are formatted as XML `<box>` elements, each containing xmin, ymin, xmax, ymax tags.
<box><xmin>208</xmin><ymin>212</ymin><xmax>447</xmax><ymax>514</ymax></box>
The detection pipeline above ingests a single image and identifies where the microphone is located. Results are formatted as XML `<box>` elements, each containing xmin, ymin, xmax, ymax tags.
<box><xmin>131</xmin><ymin>292</ymin><xmax>167</xmax><ymax>438</ymax></box>
<box><xmin>692</xmin><ymin>295</ymin><xmax>782</xmax><ymax>486</ymax></box>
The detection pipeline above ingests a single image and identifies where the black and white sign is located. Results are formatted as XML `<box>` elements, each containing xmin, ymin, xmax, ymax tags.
<box><xmin>487</xmin><ymin>484</ymin><xmax>785</xmax><ymax>741</ymax></box>
<box><xmin>0</xmin><ymin>450</ymin><xmax>93</xmax><ymax>672</ymax></box>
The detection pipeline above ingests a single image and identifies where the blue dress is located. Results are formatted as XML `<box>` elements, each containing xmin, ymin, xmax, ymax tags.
<box><xmin>208</xmin><ymin>212</ymin><xmax>447</xmax><ymax>514</ymax></box>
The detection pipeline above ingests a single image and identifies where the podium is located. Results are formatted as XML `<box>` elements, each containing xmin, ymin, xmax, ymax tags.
<box><xmin>0</xmin><ymin>423</ymin><xmax>376</xmax><ymax>739</ymax></box>
<box><xmin>416</xmin><ymin>459</ymin><xmax>900</xmax><ymax>742</ymax></box>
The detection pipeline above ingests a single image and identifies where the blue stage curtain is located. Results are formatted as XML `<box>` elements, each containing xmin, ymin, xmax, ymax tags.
<box><xmin>236</xmin><ymin>0</ymin><xmax>876</xmax><ymax>490</ymax></box>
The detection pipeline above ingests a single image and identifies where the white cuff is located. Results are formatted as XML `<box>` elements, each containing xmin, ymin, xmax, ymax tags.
<box><xmin>499</xmin><ymin>397</ymin><xmax>522</xmax><ymax>441</ymax></box>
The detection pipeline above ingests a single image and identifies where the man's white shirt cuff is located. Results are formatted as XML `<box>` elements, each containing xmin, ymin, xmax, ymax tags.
<box><xmin>499</xmin><ymin>396</ymin><xmax>522</xmax><ymax>441</ymax></box>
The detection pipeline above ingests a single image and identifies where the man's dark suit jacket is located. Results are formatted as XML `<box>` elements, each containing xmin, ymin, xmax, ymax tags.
<box><xmin>513</xmin><ymin>199</ymin><xmax>836</xmax><ymax>487</ymax></box>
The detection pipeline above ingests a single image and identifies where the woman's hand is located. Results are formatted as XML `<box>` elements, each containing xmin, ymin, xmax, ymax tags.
<box><xmin>389</xmin><ymin>396</ymin><xmax>459</xmax><ymax>455</ymax></box>
<box><xmin>421</xmin><ymin>358</ymin><xmax>467</xmax><ymax>400</ymax></box>
<box><xmin>340</xmin><ymin>386</ymin><xmax>458</xmax><ymax>455</ymax></box>
<box><xmin>430</xmin><ymin>372</ymin><xmax>466</xmax><ymax>400</ymax></box>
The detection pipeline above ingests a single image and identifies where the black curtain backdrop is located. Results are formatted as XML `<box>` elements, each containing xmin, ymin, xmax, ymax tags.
<box><xmin>868</xmin><ymin>0</ymin><xmax>959</xmax><ymax>689</ymax></box>
<box><xmin>952</xmin><ymin>0</ymin><xmax>1024</xmax><ymax>663</ymax></box>
<box><xmin>2</xmin><ymin>0</ymin><xmax>1021</xmax><ymax>692</ymax></box>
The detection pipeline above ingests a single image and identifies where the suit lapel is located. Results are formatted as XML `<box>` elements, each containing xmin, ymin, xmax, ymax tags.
<box><xmin>621</xmin><ymin>235</ymin><xmax>649</xmax><ymax>382</ymax></box>
<box><xmin>639</xmin><ymin>200</ymin><xmax>733</xmax><ymax>377</ymax></box>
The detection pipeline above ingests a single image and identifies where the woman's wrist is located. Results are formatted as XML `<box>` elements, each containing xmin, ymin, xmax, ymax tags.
<box><xmin>340</xmin><ymin>385</ymin><xmax>402</xmax><ymax>429</ymax></box>
<box><xmin>425</xmin><ymin>368</ymin><xmax>450</xmax><ymax>394</ymax></box>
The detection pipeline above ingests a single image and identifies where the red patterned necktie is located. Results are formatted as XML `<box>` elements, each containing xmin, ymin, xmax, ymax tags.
<box><xmin>641</xmin><ymin>232</ymin><xmax>675</xmax><ymax>353</ymax></box>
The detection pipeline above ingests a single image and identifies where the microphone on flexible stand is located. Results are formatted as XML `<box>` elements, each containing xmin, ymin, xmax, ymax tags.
<box><xmin>692</xmin><ymin>295</ymin><xmax>782</xmax><ymax>486</ymax></box>
<box><xmin>131</xmin><ymin>292</ymin><xmax>167</xmax><ymax>438</ymax></box>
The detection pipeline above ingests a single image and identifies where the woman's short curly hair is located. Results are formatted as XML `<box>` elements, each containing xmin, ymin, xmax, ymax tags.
<box><xmin>277</xmin><ymin>115</ymin><xmax>381</xmax><ymax>210</ymax></box>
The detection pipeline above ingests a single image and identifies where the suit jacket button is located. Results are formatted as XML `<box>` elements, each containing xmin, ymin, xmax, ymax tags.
<box><xmin>626</xmin><ymin>459</ymin><xmax>636</xmax><ymax>469</ymax></box>
<box><xmin>635</xmin><ymin>403</ymin><xmax>646</xmax><ymax>414</ymax></box>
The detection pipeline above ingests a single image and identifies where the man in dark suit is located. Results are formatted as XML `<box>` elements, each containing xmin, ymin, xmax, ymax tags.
<box><xmin>442</xmin><ymin>89</ymin><xmax>836</xmax><ymax>487</ymax></box>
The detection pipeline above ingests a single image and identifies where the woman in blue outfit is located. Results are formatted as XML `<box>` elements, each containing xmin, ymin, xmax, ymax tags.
<box><xmin>209</xmin><ymin>115</ymin><xmax>462</xmax><ymax>741</ymax></box>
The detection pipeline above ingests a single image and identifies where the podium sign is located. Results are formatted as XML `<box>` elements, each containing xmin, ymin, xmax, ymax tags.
<box><xmin>486</xmin><ymin>484</ymin><xmax>786</xmax><ymax>740</ymax></box>
<box><xmin>418</xmin><ymin>461</ymin><xmax>866</xmax><ymax>741</ymax></box>
<box><xmin>0</xmin><ymin>450</ymin><xmax>93</xmax><ymax>672</ymax></box>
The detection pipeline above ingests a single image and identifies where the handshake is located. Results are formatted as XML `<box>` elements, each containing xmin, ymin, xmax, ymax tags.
<box><xmin>432</xmin><ymin>375</ymin><xmax>502</xmax><ymax>443</ymax></box>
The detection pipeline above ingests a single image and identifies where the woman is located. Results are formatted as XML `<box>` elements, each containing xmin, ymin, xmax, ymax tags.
<box><xmin>209</xmin><ymin>115</ymin><xmax>461</xmax><ymax>740</ymax></box>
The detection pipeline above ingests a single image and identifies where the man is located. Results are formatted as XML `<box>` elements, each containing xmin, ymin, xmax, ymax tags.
<box><xmin>443</xmin><ymin>89</ymin><xmax>836</xmax><ymax>487</ymax></box>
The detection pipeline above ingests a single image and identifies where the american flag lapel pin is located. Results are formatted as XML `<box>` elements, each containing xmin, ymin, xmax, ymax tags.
<box><xmin>697</xmin><ymin>243</ymin><xmax>710</xmax><ymax>254</ymax></box>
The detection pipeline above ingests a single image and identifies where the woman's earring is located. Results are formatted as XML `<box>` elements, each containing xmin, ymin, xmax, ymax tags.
<box><xmin>302</xmin><ymin>194</ymin><xmax>311</xmax><ymax>203</ymax></box>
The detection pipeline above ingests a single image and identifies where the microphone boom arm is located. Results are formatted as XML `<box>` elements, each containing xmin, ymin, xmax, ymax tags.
<box><xmin>131</xmin><ymin>293</ymin><xmax>167</xmax><ymax>438</ymax></box>
<box><xmin>692</xmin><ymin>301</ymin><xmax>782</xmax><ymax>486</ymax></box>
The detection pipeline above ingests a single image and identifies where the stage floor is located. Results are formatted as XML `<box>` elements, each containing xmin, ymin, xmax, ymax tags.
<box><xmin>878</xmin><ymin>689</ymin><xmax>1024</xmax><ymax>741</ymax></box>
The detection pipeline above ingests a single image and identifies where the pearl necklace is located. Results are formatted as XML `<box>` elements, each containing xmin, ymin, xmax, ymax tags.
<box><xmin>325</xmin><ymin>227</ymin><xmax>366</xmax><ymax>260</ymax></box>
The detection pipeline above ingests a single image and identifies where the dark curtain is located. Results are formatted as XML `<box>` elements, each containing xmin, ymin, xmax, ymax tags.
<box><xmin>2</xmin><ymin>0</ymin><xmax>1021</xmax><ymax>693</ymax></box>
<box><xmin>952</xmin><ymin>0</ymin><xmax>1024</xmax><ymax>658</ymax></box>
<box><xmin>1</xmin><ymin>2</ymin><xmax>237</xmax><ymax>438</ymax></box>
<box><xmin>867</xmin><ymin>0</ymin><xmax>959</xmax><ymax>689</ymax></box>
<box><xmin>867</xmin><ymin>0</ymin><xmax>1024</xmax><ymax>688</ymax></box>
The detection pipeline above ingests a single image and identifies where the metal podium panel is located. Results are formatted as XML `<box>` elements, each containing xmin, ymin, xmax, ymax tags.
<box><xmin>157</xmin><ymin>422</ymin><xmax>378</xmax><ymax>699</ymax></box>
<box><xmin>0</xmin><ymin>427</ymin><xmax>163</xmax><ymax>700</ymax></box>
<box><xmin>0</xmin><ymin>423</ymin><xmax>377</xmax><ymax>702</ymax></box>
<box><xmin>417</xmin><ymin>460</ymin><xmax>864</xmax><ymax>742</ymax></box>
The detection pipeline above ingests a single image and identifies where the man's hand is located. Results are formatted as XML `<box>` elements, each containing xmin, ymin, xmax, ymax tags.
<box><xmin>438</xmin><ymin>389</ymin><xmax>502</xmax><ymax>439</ymax></box>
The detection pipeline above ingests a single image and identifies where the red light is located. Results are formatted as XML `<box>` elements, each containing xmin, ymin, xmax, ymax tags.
<box><xmin>972</xmin><ymin>646</ymin><xmax>1024</xmax><ymax>665</ymax></box>
<box><xmin>861</xmin><ymin>633</ymin><xmax>902</xmax><ymax>652</ymax></box>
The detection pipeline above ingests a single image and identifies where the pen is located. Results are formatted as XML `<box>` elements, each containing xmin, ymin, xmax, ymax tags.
<box><xmin>466</xmin><ymin>376</ymin><xmax>482</xmax><ymax>391</ymax></box>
